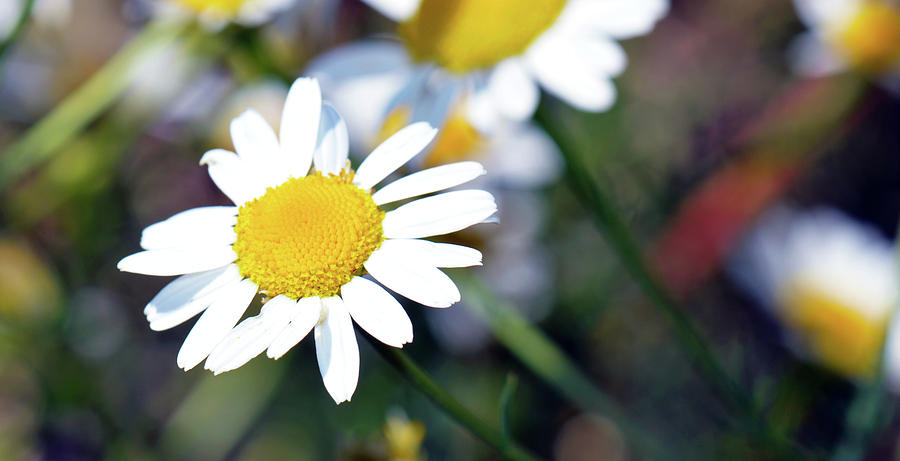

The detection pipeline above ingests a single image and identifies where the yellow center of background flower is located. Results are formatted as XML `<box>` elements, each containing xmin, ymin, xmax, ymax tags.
<box><xmin>778</xmin><ymin>278</ymin><xmax>889</xmax><ymax>378</ymax></box>
<box><xmin>233</xmin><ymin>172</ymin><xmax>385</xmax><ymax>300</ymax></box>
<box><xmin>399</xmin><ymin>0</ymin><xmax>568</xmax><ymax>73</ymax></box>
<box><xmin>832</xmin><ymin>2</ymin><xmax>900</xmax><ymax>74</ymax></box>
<box><xmin>376</xmin><ymin>106</ymin><xmax>484</xmax><ymax>168</ymax></box>
<box><xmin>174</xmin><ymin>0</ymin><xmax>247</xmax><ymax>16</ymax></box>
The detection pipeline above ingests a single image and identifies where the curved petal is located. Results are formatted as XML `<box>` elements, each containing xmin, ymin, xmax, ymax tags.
<box><xmin>145</xmin><ymin>264</ymin><xmax>243</xmax><ymax>331</ymax></box>
<box><xmin>360</xmin><ymin>0</ymin><xmax>420</xmax><ymax>21</ymax></box>
<box><xmin>204</xmin><ymin>295</ymin><xmax>298</xmax><ymax>374</ymax></box>
<box><xmin>199</xmin><ymin>149</ymin><xmax>268</xmax><ymax>205</ymax></box>
<box><xmin>371</xmin><ymin>161</ymin><xmax>486</xmax><ymax>205</ymax></box>
<box><xmin>280</xmin><ymin>77</ymin><xmax>322</xmax><ymax>178</ymax></box>
<box><xmin>353</xmin><ymin>122</ymin><xmax>438</xmax><ymax>190</ymax></box>
<box><xmin>315</xmin><ymin>297</ymin><xmax>360</xmax><ymax>404</ymax></box>
<box><xmin>341</xmin><ymin>277</ymin><xmax>412</xmax><ymax>347</ymax></box>
<box><xmin>176</xmin><ymin>279</ymin><xmax>258</xmax><ymax>371</ymax></box>
<box><xmin>140</xmin><ymin>206</ymin><xmax>237</xmax><ymax>250</ymax></box>
<box><xmin>379</xmin><ymin>239</ymin><xmax>482</xmax><ymax>268</ymax></box>
<box><xmin>488</xmin><ymin>59</ymin><xmax>539</xmax><ymax>121</ymax></box>
<box><xmin>267</xmin><ymin>296</ymin><xmax>323</xmax><ymax>359</ymax></box>
<box><xmin>313</xmin><ymin>103</ymin><xmax>350</xmax><ymax>175</ymax></box>
<box><xmin>382</xmin><ymin>190</ymin><xmax>497</xmax><ymax>239</ymax></box>
<box><xmin>230</xmin><ymin>109</ymin><xmax>281</xmax><ymax>161</ymax></box>
<box><xmin>526</xmin><ymin>35</ymin><xmax>617</xmax><ymax>113</ymax></box>
<box><xmin>364</xmin><ymin>244</ymin><xmax>461</xmax><ymax>308</ymax></box>
<box><xmin>117</xmin><ymin>246</ymin><xmax>237</xmax><ymax>276</ymax></box>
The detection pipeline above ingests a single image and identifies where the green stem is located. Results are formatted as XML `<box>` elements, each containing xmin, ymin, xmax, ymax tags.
<box><xmin>0</xmin><ymin>18</ymin><xmax>189</xmax><ymax>193</ymax></box>
<box><xmin>458</xmin><ymin>272</ymin><xmax>676</xmax><ymax>461</ymax></box>
<box><xmin>0</xmin><ymin>0</ymin><xmax>35</xmax><ymax>64</ymax></box>
<box><xmin>534</xmin><ymin>107</ymin><xmax>802</xmax><ymax>459</ymax></box>
<box><xmin>366</xmin><ymin>335</ymin><xmax>544</xmax><ymax>461</ymax></box>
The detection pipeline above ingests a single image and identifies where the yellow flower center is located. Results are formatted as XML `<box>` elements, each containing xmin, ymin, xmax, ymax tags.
<box><xmin>831</xmin><ymin>2</ymin><xmax>900</xmax><ymax>74</ymax></box>
<box><xmin>174</xmin><ymin>0</ymin><xmax>247</xmax><ymax>16</ymax></box>
<box><xmin>778</xmin><ymin>277</ymin><xmax>890</xmax><ymax>378</ymax></box>
<box><xmin>377</xmin><ymin>106</ymin><xmax>485</xmax><ymax>168</ymax></box>
<box><xmin>399</xmin><ymin>0</ymin><xmax>568</xmax><ymax>73</ymax></box>
<box><xmin>233</xmin><ymin>172</ymin><xmax>385</xmax><ymax>300</ymax></box>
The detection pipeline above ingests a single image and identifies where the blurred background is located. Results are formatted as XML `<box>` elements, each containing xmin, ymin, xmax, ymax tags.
<box><xmin>1</xmin><ymin>0</ymin><xmax>900</xmax><ymax>460</ymax></box>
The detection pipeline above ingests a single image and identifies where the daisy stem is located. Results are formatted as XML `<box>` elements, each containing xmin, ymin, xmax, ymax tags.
<box><xmin>367</xmin><ymin>336</ymin><xmax>544</xmax><ymax>461</ymax></box>
<box><xmin>535</xmin><ymin>108</ymin><xmax>800</xmax><ymax>458</ymax></box>
<box><xmin>0</xmin><ymin>0</ymin><xmax>35</xmax><ymax>65</ymax></box>
<box><xmin>0</xmin><ymin>18</ymin><xmax>190</xmax><ymax>193</ymax></box>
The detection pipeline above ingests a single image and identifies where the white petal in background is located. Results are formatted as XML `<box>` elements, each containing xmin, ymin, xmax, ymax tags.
<box><xmin>280</xmin><ymin>77</ymin><xmax>322</xmax><ymax>178</ymax></box>
<box><xmin>140</xmin><ymin>206</ymin><xmax>237</xmax><ymax>250</ymax></box>
<box><xmin>313</xmin><ymin>103</ymin><xmax>350</xmax><ymax>175</ymax></box>
<box><xmin>341</xmin><ymin>276</ymin><xmax>413</xmax><ymax>347</ymax></box>
<box><xmin>353</xmin><ymin>122</ymin><xmax>438</xmax><ymax>190</ymax></box>
<box><xmin>382</xmin><ymin>190</ymin><xmax>497</xmax><ymax>239</ymax></box>
<box><xmin>364</xmin><ymin>245</ymin><xmax>461</xmax><ymax>308</ymax></box>
<box><xmin>117</xmin><ymin>246</ymin><xmax>238</xmax><ymax>277</ymax></box>
<box><xmin>205</xmin><ymin>295</ymin><xmax>299</xmax><ymax>374</ymax></box>
<box><xmin>267</xmin><ymin>296</ymin><xmax>323</xmax><ymax>359</ymax></box>
<box><xmin>487</xmin><ymin>59</ymin><xmax>540</xmax><ymax>121</ymax></box>
<box><xmin>145</xmin><ymin>264</ymin><xmax>243</xmax><ymax>331</ymax></box>
<box><xmin>315</xmin><ymin>297</ymin><xmax>360</xmax><ymax>404</ymax></box>
<box><xmin>360</xmin><ymin>0</ymin><xmax>420</xmax><ymax>21</ymax></box>
<box><xmin>371</xmin><ymin>161</ymin><xmax>486</xmax><ymax>205</ymax></box>
<box><xmin>526</xmin><ymin>34</ymin><xmax>617</xmax><ymax>113</ymax></box>
<box><xmin>176</xmin><ymin>279</ymin><xmax>258</xmax><ymax>371</ymax></box>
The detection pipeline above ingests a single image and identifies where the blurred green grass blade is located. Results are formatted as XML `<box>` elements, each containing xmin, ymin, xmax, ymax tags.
<box><xmin>457</xmin><ymin>272</ymin><xmax>675</xmax><ymax>461</ymax></box>
<box><xmin>159</xmin><ymin>359</ymin><xmax>287</xmax><ymax>460</ymax></box>
<box><xmin>498</xmin><ymin>373</ymin><xmax>518</xmax><ymax>450</ymax></box>
<box><xmin>368</xmin><ymin>336</ymin><xmax>544</xmax><ymax>461</ymax></box>
<box><xmin>0</xmin><ymin>18</ymin><xmax>189</xmax><ymax>193</ymax></box>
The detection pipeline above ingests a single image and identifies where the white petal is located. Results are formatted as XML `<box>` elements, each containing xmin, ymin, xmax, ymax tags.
<box><xmin>360</xmin><ymin>0</ymin><xmax>420</xmax><ymax>21</ymax></box>
<box><xmin>140</xmin><ymin>206</ymin><xmax>237</xmax><ymax>250</ymax></box>
<box><xmin>267</xmin><ymin>297</ymin><xmax>323</xmax><ymax>359</ymax></box>
<box><xmin>117</xmin><ymin>246</ymin><xmax>237</xmax><ymax>276</ymax></box>
<box><xmin>200</xmin><ymin>148</ymin><xmax>268</xmax><ymax>205</ymax></box>
<box><xmin>372</xmin><ymin>161</ymin><xmax>486</xmax><ymax>205</ymax></box>
<box><xmin>488</xmin><ymin>59</ymin><xmax>539</xmax><ymax>121</ymax></box>
<box><xmin>280</xmin><ymin>77</ymin><xmax>322</xmax><ymax>178</ymax></box>
<box><xmin>204</xmin><ymin>295</ymin><xmax>297</xmax><ymax>374</ymax></box>
<box><xmin>341</xmin><ymin>277</ymin><xmax>412</xmax><ymax>347</ymax></box>
<box><xmin>230</xmin><ymin>109</ymin><xmax>281</xmax><ymax>161</ymax></box>
<box><xmin>793</xmin><ymin>0</ymin><xmax>859</xmax><ymax>28</ymax></box>
<box><xmin>382</xmin><ymin>190</ymin><xmax>497</xmax><ymax>239</ymax></box>
<box><xmin>364</xmin><ymin>245</ymin><xmax>461</xmax><ymax>308</ymax></box>
<box><xmin>313</xmin><ymin>103</ymin><xmax>350</xmax><ymax>175</ymax></box>
<box><xmin>558</xmin><ymin>0</ymin><xmax>669</xmax><ymax>39</ymax></box>
<box><xmin>526</xmin><ymin>35</ymin><xmax>617</xmax><ymax>112</ymax></box>
<box><xmin>353</xmin><ymin>122</ymin><xmax>438</xmax><ymax>190</ymax></box>
<box><xmin>145</xmin><ymin>264</ymin><xmax>242</xmax><ymax>331</ymax></box>
<box><xmin>176</xmin><ymin>279</ymin><xmax>258</xmax><ymax>371</ymax></box>
<box><xmin>315</xmin><ymin>297</ymin><xmax>360</xmax><ymax>404</ymax></box>
<box><xmin>380</xmin><ymin>239</ymin><xmax>482</xmax><ymax>268</ymax></box>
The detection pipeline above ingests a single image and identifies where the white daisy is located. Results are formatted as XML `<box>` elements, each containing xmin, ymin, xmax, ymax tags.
<box><xmin>789</xmin><ymin>0</ymin><xmax>900</xmax><ymax>83</ymax></box>
<box><xmin>729</xmin><ymin>206</ymin><xmax>899</xmax><ymax>379</ymax></box>
<box><xmin>156</xmin><ymin>0</ymin><xmax>295</xmax><ymax>28</ymax></box>
<box><xmin>118</xmin><ymin>77</ymin><xmax>496</xmax><ymax>404</ymax></box>
<box><xmin>310</xmin><ymin>0</ymin><xmax>668</xmax><ymax>135</ymax></box>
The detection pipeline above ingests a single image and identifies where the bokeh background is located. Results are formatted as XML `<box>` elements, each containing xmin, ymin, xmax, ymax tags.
<box><xmin>2</xmin><ymin>0</ymin><xmax>900</xmax><ymax>460</ymax></box>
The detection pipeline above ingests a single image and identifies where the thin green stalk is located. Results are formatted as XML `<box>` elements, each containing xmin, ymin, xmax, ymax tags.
<box><xmin>0</xmin><ymin>18</ymin><xmax>189</xmax><ymax>193</ymax></box>
<box><xmin>534</xmin><ymin>107</ymin><xmax>801</xmax><ymax>459</ymax></box>
<box><xmin>458</xmin><ymin>272</ymin><xmax>676</xmax><ymax>461</ymax></box>
<box><xmin>0</xmin><ymin>0</ymin><xmax>35</xmax><ymax>64</ymax></box>
<box><xmin>366</xmin><ymin>335</ymin><xmax>544</xmax><ymax>461</ymax></box>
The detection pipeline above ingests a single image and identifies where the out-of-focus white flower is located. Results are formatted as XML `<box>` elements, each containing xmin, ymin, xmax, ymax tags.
<box><xmin>311</xmin><ymin>0</ymin><xmax>668</xmax><ymax>135</ymax></box>
<box><xmin>789</xmin><ymin>0</ymin><xmax>900</xmax><ymax>83</ymax></box>
<box><xmin>157</xmin><ymin>0</ymin><xmax>295</xmax><ymax>28</ymax></box>
<box><xmin>118</xmin><ymin>78</ymin><xmax>496</xmax><ymax>404</ymax></box>
<box><xmin>729</xmin><ymin>206</ymin><xmax>899</xmax><ymax>380</ymax></box>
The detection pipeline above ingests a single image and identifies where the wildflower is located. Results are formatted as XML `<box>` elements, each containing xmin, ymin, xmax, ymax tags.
<box><xmin>729</xmin><ymin>206</ymin><xmax>899</xmax><ymax>378</ymax></box>
<box><xmin>158</xmin><ymin>0</ymin><xmax>295</xmax><ymax>27</ymax></box>
<box><xmin>790</xmin><ymin>0</ymin><xmax>900</xmax><ymax>81</ymax></box>
<box><xmin>118</xmin><ymin>77</ymin><xmax>496</xmax><ymax>403</ymax></box>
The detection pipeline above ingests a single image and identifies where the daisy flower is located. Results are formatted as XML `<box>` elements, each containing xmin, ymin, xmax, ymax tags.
<box><xmin>790</xmin><ymin>0</ymin><xmax>900</xmax><ymax>83</ymax></box>
<box><xmin>729</xmin><ymin>206</ymin><xmax>898</xmax><ymax>379</ymax></box>
<box><xmin>156</xmin><ymin>0</ymin><xmax>295</xmax><ymax>28</ymax></box>
<box><xmin>118</xmin><ymin>77</ymin><xmax>496</xmax><ymax>404</ymax></box>
<box><xmin>312</xmin><ymin>0</ymin><xmax>668</xmax><ymax>134</ymax></box>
